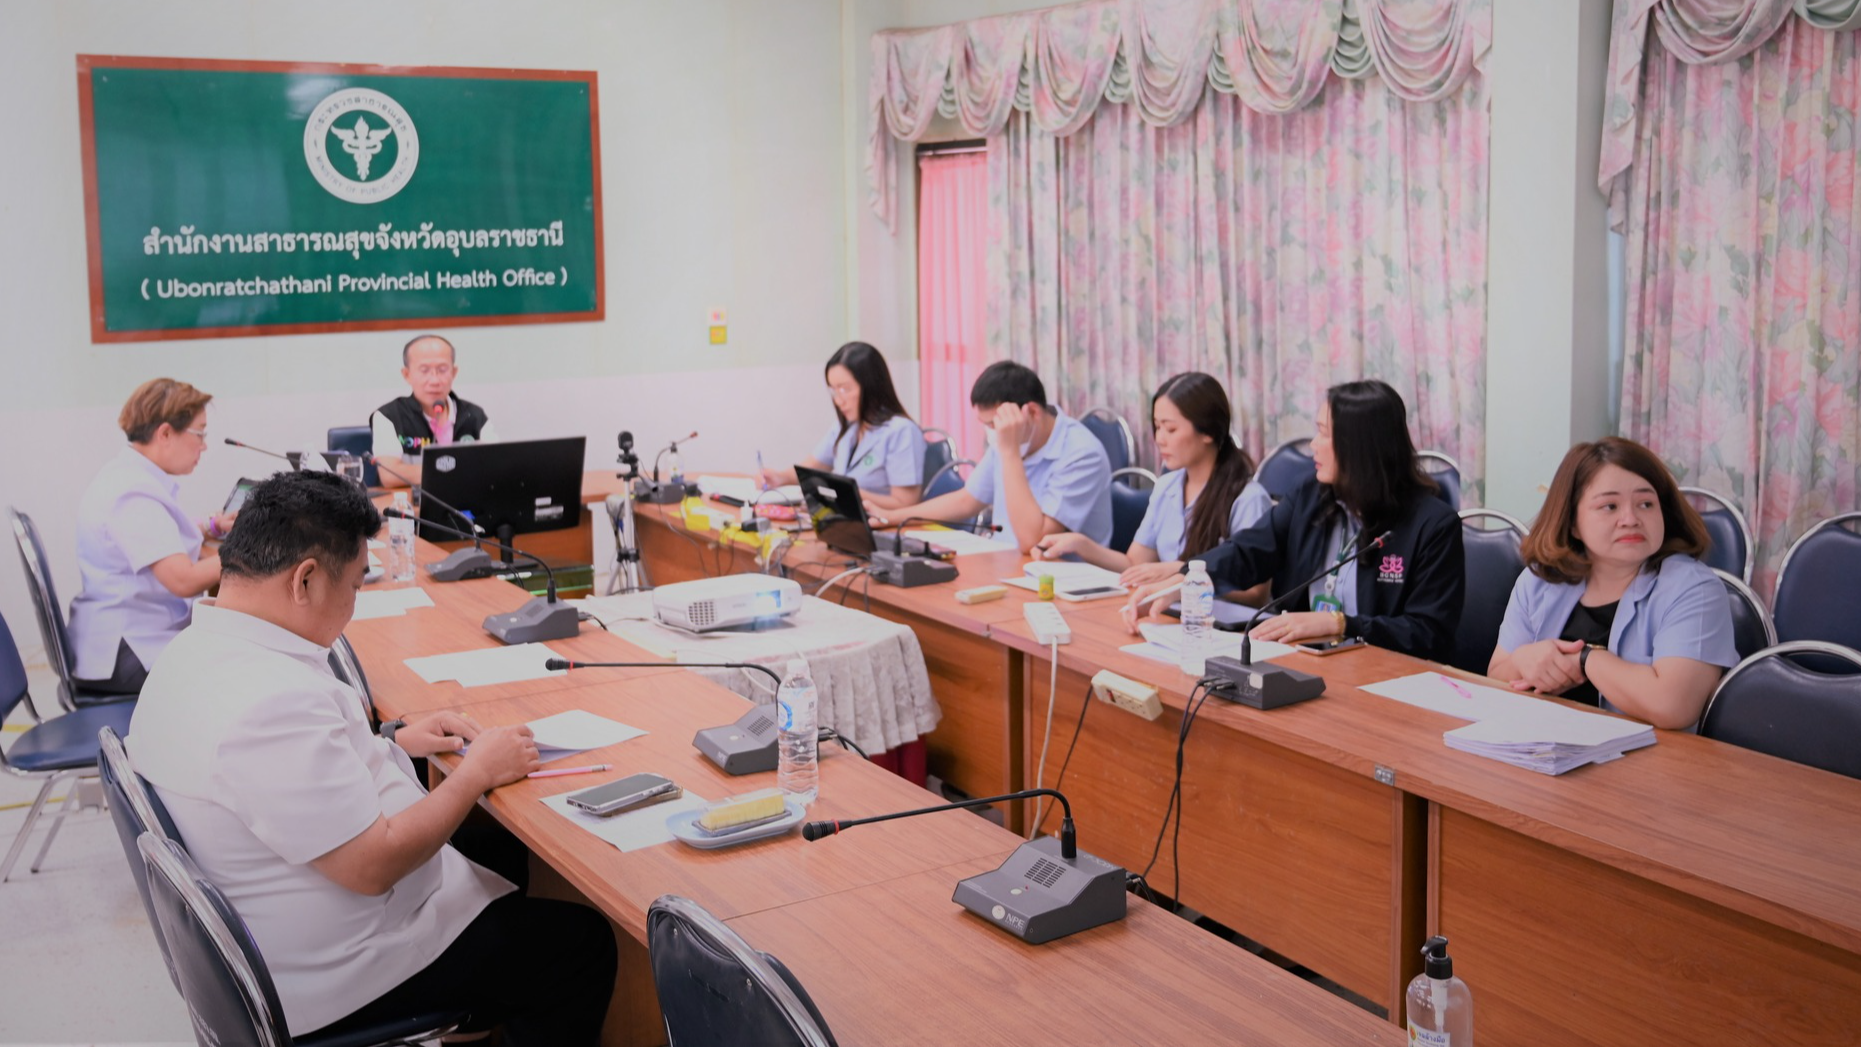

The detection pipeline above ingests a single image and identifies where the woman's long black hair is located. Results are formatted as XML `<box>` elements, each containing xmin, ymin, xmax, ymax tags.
<box><xmin>1317</xmin><ymin>379</ymin><xmax>1436</xmax><ymax>538</ymax></box>
<box><xmin>1152</xmin><ymin>372</ymin><xmax>1256</xmax><ymax>559</ymax></box>
<box><xmin>825</xmin><ymin>342</ymin><xmax>910</xmax><ymax>455</ymax></box>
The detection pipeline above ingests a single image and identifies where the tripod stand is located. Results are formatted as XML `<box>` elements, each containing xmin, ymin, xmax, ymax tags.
<box><xmin>607</xmin><ymin>431</ymin><xmax>652</xmax><ymax>594</ymax></box>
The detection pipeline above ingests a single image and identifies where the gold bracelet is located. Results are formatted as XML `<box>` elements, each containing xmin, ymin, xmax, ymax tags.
<box><xmin>1332</xmin><ymin>609</ymin><xmax>1346</xmax><ymax>635</ymax></box>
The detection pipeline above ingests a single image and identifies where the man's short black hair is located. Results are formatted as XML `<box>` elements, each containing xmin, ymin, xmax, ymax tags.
<box><xmin>220</xmin><ymin>472</ymin><xmax>382</xmax><ymax>580</ymax></box>
<box><xmin>970</xmin><ymin>361</ymin><xmax>1046</xmax><ymax>409</ymax></box>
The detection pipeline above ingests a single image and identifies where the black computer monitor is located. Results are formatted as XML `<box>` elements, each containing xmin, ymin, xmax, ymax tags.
<box><xmin>418</xmin><ymin>437</ymin><xmax>586</xmax><ymax>548</ymax></box>
<box><xmin>795</xmin><ymin>464</ymin><xmax>876</xmax><ymax>559</ymax></box>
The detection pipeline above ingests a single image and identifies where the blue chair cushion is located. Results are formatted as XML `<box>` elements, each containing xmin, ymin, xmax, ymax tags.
<box><xmin>1696</xmin><ymin>508</ymin><xmax>1748</xmax><ymax>580</ymax></box>
<box><xmin>9</xmin><ymin>702</ymin><xmax>135</xmax><ymax>772</ymax></box>
<box><xmin>1109</xmin><ymin>482</ymin><xmax>1149</xmax><ymax>554</ymax></box>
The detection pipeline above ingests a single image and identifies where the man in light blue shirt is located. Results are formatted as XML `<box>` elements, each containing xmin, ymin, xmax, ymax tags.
<box><xmin>872</xmin><ymin>362</ymin><xmax>1112</xmax><ymax>552</ymax></box>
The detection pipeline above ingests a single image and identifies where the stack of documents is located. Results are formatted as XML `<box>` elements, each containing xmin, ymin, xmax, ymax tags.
<box><xmin>1120</xmin><ymin>621</ymin><xmax>1297</xmax><ymax>667</ymax></box>
<box><xmin>1360</xmin><ymin>672</ymin><xmax>1656</xmax><ymax>775</ymax></box>
<box><xmin>1002</xmin><ymin>561</ymin><xmax>1125</xmax><ymax>596</ymax></box>
<box><xmin>903</xmin><ymin>528</ymin><xmax>1018</xmax><ymax>555</ymax></box>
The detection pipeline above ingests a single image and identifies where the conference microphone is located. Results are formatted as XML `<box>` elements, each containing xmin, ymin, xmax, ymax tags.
<box><xmin>803</xmin><ymin>788</ymin><xmax>1127</xmax><ymax>945</ymax></box>
<box><xmin>1203</xmin><ymin>529</ymin><xmax>1394</xmax><ymax>710</ymax></box>
<box><xmin>549</xmin><ymin>656</ymin><xmax>791</xmax><ymax>774</ymax></box>
<box><xmin>866</xmin><ymin>516</ymin><xmax>964</xmax><ymax>588</ymax></box>
<box><xmin>380</xmin><ymin>507</ymin><xmax>580</xmax><ymax>644</ymax></box>
<box><xmin>640</xmin><ymin>430</ymin><xmax>700</xmax><ymax>505</ymax></box>
<box><xmin>225</xmin><ymin>438</ymin><xmax>328</xmax><ymax>471</ymax></box>
<box><xmin>365</xmin><ymin>454</ymin><xmax>503</xmax><ymax>577</ymax></box>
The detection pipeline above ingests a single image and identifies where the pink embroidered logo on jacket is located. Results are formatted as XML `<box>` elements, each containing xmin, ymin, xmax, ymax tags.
<box><xmin>1377</xmin><ymin>555</ymin><xmax>1405</xmax><ymax>584</ymax></box>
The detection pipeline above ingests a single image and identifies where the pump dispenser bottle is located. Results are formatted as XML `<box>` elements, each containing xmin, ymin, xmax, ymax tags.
<box><xmin>1406</xmin><ymin>935</ymin><xmax>1473</xmax><ymax>1046</ymax></box>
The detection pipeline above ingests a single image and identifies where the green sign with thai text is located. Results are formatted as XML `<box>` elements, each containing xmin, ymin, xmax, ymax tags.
<box><xmin>79</xmin><ymin>57</ymin><xmax>603</xmax><ymax>341</ymax></box>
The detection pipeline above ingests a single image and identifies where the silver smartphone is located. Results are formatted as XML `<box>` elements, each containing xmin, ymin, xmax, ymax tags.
<box><xmin>565</xmin><ymin>772</ymin><xmax>681</xmax><ymax>816</ymax></box>
<box><xmin>1295</xmin><ymin>636</ymin><xmax>1368</xmax><ymax>656</ymax></box>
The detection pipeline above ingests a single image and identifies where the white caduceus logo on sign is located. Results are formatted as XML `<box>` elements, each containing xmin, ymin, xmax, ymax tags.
<box><xmin>331</xmin><ymin>114</ymin><xmax>393</xmax><ymax>180</ymax></box>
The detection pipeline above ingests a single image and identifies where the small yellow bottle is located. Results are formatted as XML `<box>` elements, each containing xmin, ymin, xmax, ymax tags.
<box><xmin>1038</xmin><ymin>573</ymin><xmax>1056</xmax><ymax>600</ymax></box>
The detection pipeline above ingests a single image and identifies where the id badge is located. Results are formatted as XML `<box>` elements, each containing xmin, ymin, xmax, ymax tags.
<box><xmin>1311</xmin><ymin>592</ymin><xmax>1343</xmax><ymax>614</ymax></box>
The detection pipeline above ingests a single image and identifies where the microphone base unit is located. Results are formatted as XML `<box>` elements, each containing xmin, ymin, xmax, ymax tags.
<box><xmin>426</xmin><ymin>546</ymin><xmax>500</xmax><ymax>582</ymax></box>
<box><xmin>1204</xmin><ymin>655</ymin><xmax>1326</xmax><ymax>710</ymax></box>
<box><xmin>951</xmin><ymin>835</ymin><xmax>1128</xmax><ymax>945</ymax></box>
<box><xmin>635</xmin><ymin>478</ymin><xmax>688</xmax><ymax>505</ymax></box>
<box><xmin>868</xmin><ymin>550</ymin><xmax>959</xmax><ymax>588</ymax></box>
<box><xmin>482</xmin><ymin>597</ymin><xmax>583</xmax><ymax>645</ymax></box>
<box><xmin>692</xmin><ymin>705</ymin><xmax>782</xmax><ymax>775</ymax></box>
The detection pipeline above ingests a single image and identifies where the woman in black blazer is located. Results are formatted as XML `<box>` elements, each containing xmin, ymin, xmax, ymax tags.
<box><xmin>1125</xmin><ymin>379</ymin><xmax>1465</xmax><ymax>662</ymax></box>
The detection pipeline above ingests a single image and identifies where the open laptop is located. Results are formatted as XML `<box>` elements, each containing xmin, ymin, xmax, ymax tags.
<box><xmin>795</xmin><ymin>465</ymin><xmax>876</xmax><ymax>559</ymax></box>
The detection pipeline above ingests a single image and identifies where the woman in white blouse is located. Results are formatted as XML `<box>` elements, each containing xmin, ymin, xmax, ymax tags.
<box><xmin>757</xmin><ymin>341</ymin><xmax>927</xmax><ymax>512</ymax></box>
<box><xmin>67</xmin><ymin>378</ymin><xmax>235</xmax><ymax>693</ymax></box>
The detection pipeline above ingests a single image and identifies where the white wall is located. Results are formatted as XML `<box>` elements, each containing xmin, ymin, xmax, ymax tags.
<box><xmin>0</xmin><ymin>0</ymin><xmax>874</xmax><ymax>651</ymax></box>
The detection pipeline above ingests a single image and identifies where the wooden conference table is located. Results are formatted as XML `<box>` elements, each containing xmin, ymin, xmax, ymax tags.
<box><xmin>597</xmin><ymin>476</ymin><xmax>1861</xmax><ymax>1046</ymax></box>
<box><xmin>347</xmin><ymin>534</ymin><xmax>1401</xmax><ymax>1047</ymax></box>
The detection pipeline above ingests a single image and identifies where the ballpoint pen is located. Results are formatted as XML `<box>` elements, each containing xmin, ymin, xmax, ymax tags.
<box><xmin>755</xmin><ymin>450</ymin><xmax>769</xmax><ymax>490</ymax></box>
<box><xmin>528</xmin><ymin>763</ymin><xmax>611</xmax><ymax>779</ymax></box>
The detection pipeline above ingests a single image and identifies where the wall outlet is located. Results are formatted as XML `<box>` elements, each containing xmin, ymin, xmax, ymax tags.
<box><xmin>1090</xmin><ymin>669</ymin><xmax>1162</xmax><ymax>720</ymax></box>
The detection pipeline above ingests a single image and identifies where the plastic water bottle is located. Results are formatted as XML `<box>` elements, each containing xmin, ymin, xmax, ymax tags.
<box><xmin>1178</xmin><ymin>560</ymin><xmax>1214</xmax><ymax>676</ymax></box>
<box><xmin>388</xmin><ymin>491</ymin><xmax>417</xmax><ymax>583</ymax></box>
<box><xmin>776</xmin><ymin>658</ymin><xmax>819</xmax><ymax>805</ymax></box>
<box><xmin>1406</xmin><ymin>936</ymin><xmax>1474</xmax><ymax>1046</ymax></box>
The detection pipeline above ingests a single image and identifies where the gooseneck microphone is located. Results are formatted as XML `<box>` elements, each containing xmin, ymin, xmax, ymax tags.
<box><xmin>543</xmin><ymin>657</ymin><xmax>782</xmax><ymax>690</ymax></box>
<box><xmin>365</xmin><ymin>454</ymin><xmax>500</xmax><ymax>574</ymax></box>
<box><xmin>379</xmin><ymin>507</ymin><xmax>579</xmax><ymax>644</ymax></box>
<box><xmin>804</xmin><ymin>787</ymin><xmax>1127</xmax><ymax>944</ymax></box>
<box><xmin>1238</xmin><ymin>529</ymin><xmax>1392</xmax><ymax>664</ymax></box>
<box><xmin>225</xmin><ymin>438</ymin><xmax>325</xmax><ymax>471</ymax></box>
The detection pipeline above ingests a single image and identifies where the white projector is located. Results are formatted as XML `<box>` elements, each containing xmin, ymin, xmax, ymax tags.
<box><xmin>652</xmin><ymin>575</ymin><xmax>803</xmax><ymax>633</ymax></box>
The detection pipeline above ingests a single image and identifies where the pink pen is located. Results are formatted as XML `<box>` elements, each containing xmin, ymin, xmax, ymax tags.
<box><xmin>527</xmin><ymin>763</ymin><xmax>611</xmax><ymax>779</ymax></box>
<box><xmin>1442</xmin><ymin>676</ymin><xmax>1476</xmax><ymax>701</ymax></box>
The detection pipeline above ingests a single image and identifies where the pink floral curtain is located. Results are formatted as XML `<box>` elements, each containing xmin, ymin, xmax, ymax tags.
<box><xmin>985</xmin><ymin>71</ymin><xmax>1489</xmax><ymax>483</ymax></box>
<box><xmin>917</xmin><ymin>150</ymin><xmax>990</xmax><ymax>463</ymax></box>
<box><xmin>1605</xmin><ymin>4</ymin><xmax>1860</xmax><ymax>596</ymax></box>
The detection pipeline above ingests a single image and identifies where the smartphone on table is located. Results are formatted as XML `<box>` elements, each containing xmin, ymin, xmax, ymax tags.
<box><xmin>1295</xmin><ymin>636</ymin><xmax>1367</xmax><ymax>656</ymax></box>
<box><xmin>565</xmin><ymin>772</ymin><xmax>681</xmax><ymax>816</ymax></box>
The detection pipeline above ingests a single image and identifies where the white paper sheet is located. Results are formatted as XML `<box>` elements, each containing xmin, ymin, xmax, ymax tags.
<box><xmin>1357</xmin><ymin>671</ymin><xmax>1520</xmax><ymax>721</ymax></box>
<box><xmin>694</xmin><ymin>475</ymin><xmax>802</xmax><ymax>505</ymax></box>
<box><xmin>1362</xmin><ymin>671</ymin><xmax>1657</xmax><ymax>774</ymax></box>
<box><xmin>525</xmin><ymin>709</ymin><xmax>647</xmax><ymax>759</ymax></box>
<box><xmin>350</xmin><ymin>587</ymin><xmax>435</xmax><ymax>620</ymax></box>
<box><xmin>902</xmin><ymin>528</ymin><xmax>1018</xmax><ymax>555</ymax></box>
<box><xmin>403</xmin><ymin>642</ymin><xmax>564</xmax><ymax>687</ymax></box>
<box><xmin>1137</xmin><ymin>622</ymin><xmax>1297</xmax><ymax>663</ymax></box>
<box><xmin>541</xmin><ymin>789</ymin><xmax>710</xmax><ymax>853</ymax></box>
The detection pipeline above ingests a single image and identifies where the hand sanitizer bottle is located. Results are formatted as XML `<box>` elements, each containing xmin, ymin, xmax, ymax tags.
<box><xmin>1406</xmin><ymin>936</ymin><xmax>1473</xmax><ymax>1046</ymax></box>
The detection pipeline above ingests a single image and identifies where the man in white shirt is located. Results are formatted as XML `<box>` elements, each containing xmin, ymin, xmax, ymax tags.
<box><xmin>128</xmin><ymin>471</ymin><xmax>614</xmax><ymax>1043</ymax></box>
<box><xmin>369</xmin><ymin>334</ymin><xmax>501</xmax><ymax>487</ymax></box>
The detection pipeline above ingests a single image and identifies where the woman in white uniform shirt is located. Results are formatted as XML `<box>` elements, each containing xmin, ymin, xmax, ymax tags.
<box><xmin>1035</xmin><ymin>372</ymin><xmax>1271</xmax><ymax>589</ymax></box>
<box><xmin>758</xmin><ymin>341</ymin><xmax>926</xmax><ymax>512</ymax></box>
<box><xmin>67</xmin><ymin>378</ymin><xmax>236</xmax><ymax>694</ymax></box>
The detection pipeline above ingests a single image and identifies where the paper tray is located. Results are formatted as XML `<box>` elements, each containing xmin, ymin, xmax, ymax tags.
<box><xmin>666</xmin><ymin>799</ymin><xmax>807</xmax><ymax>849</ymax></box>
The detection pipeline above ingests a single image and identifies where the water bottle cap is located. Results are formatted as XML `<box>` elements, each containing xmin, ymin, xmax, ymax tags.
<box><xmin>1188</xmin><ymin>560</ymin><xmax>1206</xmax><ymax>572</ymax></box>
<box><xmin>785</xmin><ymin>658</ymin><xmax>809</xmax><ymax>678</ymax></box>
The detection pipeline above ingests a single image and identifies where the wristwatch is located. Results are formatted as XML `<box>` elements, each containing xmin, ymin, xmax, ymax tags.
<box><xmin>1578</xmin><ymin>644</ymin><xmax>1599</xmax><ymax>679</ymax></box>
<box><xmin>378</xmin><ymin>718</ymin><xmax>406</xmax><ymax>744</ymax></box>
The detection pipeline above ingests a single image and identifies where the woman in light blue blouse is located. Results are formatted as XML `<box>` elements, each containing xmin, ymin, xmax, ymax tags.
<box><xmin>1490</xmin><ymin>437</ymin><xmax>1737</xmax><ymax>730</ymax></box>
<box><xmin>1035</xmin><ymin>372</ymin><xmax>1271</xmax><ymax>589</ymax></box>
<box><xmin>758</xmin><ymin>342</ymin><xmax>926</xmax><ymax>511</ymax></box>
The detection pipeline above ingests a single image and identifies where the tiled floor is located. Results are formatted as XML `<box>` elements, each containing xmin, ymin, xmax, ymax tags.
<box><xmin>0</xmin><ymin>666</ymin><xmax>194</xmax><ymax>1047</ymax></box>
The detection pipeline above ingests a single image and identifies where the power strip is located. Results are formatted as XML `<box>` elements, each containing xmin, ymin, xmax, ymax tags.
<box><xmin>1090</xmin><ymin>669</ymin><xmax>1162</xmax><ymax>720</ymax></box>
<box><xmin>1023</xmin><ymin>601</ymin><xmax>1071</xmax><ymax>645</ymax></box>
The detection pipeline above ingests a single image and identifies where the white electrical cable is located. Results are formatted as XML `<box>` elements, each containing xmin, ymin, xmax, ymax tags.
<box><xmin>1028</xmin><ymin>639</ymin><xmax>1062</xmax><ymax>839</ymax></box>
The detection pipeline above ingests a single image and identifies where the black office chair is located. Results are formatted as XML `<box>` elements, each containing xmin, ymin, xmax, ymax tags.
<box><xmin>1108</xmin><ymin>467</ymin><xmax>1156</xmax><ymax>555</ymax></box>
<box><xmin>1681</xmin><ymin>486</ymin><xmax>1753</xmax><ymax>584</ymax></box>
<box><xmin>1714</xmin><ymin>568</ymin><xmax>1776</xmax><ymax>663</ymax></box>
<box><xmin>1079</xmin><ymin>407</ymin><xmax>1134</xmax><ymax>473</ymax></box>
<box><xmin>327</xmin><ymin>634</ymin><xmax>376</xmax><ymax>724</ymax></box>
<box><xmin>647</xmin><ymin>894</ymin><xmax>838</xmax><ymax>1047</ymax></box>
<box><xmin>921</xmin><ymin>429</ymin><xmax>954</xmax><ymax>488</ymax></box>
<box><xmin>136</xmin><ymin>832</ymin><xmax>467</xmax><ymax>1047</ymax></box>
<box><xmin>1418</xmin><ymin>451</ymin><xmax>1462</xmax><ymax>511</ymax></box>
<box><xmin>99</xmin><ymin>726</ymin><xmax>184</xmax><ymax>990</ymax></box>
<box><xmin>8</xmin><ymin>506</ymin><xmax>135</xmax><ymax>711</ymax></box>
<box><xmin>1698</xmin><ymin>642</ymin><xmax>1861</xmax><ymax>779</ymax></box>
<box><xmin>327</xmin><ymin>426</ymin><xmax>379</xmax><ymax>487</ymax></box>
<box><xmin>1772</xmin><ymin>512</ymin><xmax>1861</xmax><ymax>673</ymax></box>
<box><xmin>1254</xmin><ymin>437</ymin><xmax>1314</xmax><ymax>502</ymax></box>
<box><xmin>0</xmin><ymin>608</ymin><xmax>136</xmax><ymax>883</ymax></box>
<box><xmin>1450</xmin><ymin>510</ymin><xmax>1527</xmax><ymax>674</ymax></box>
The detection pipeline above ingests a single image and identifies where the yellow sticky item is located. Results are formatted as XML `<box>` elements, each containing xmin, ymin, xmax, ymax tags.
<box><xmin>696</xmin><ymin>788</ymin><xmax>788</xmax><ymax>831</ymax></box>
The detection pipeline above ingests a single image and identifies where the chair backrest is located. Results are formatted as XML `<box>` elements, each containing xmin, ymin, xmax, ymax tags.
<box><xmin>1714</xmin><ymin>569</ymin><xmax>1776</xmax><ymax>663</ymax></box>
<box><xmin>647</xmin><ymin>894</ymin><xmax>837</xmax><ymax>1047</ymax></box>
<box><xmin>922</xmin><ymin>432</ymin><xmax>955</xmax><ymax>488</ymax></box>
<box><xmin>1254</xmin><ymin>438</ymin><xmax>1314</xmax><ymax>501</ymax></box>
<box><xmin>1699</xmin><ymin>642</ymin><xmax>1861</xmax><ymax>779</ymax></box>
<box><xmin>1079</xmin><ymin>408</ymin><xmax>1133</xmax><ymax>473</ymax></box>
<box><xmin>1418</xmin><ymin>451</ymin><xmax>1462</xmax><ymax>511</ymax></box>
<box><xmin>924</xmin><ymin>459</ymin><xmax>974</xmax><ymax>502</ymax></box>
<box><xmin>1107</xmin><ymin>467</ymin><xmax>1156</xmax><ymax>555</ymax></box>
<box><xmin>1772</xmin><ymin>512</ymin><xmax>1861</xmax><ymax>673</ymax></box>
<box><xmin>327</xmin><ymin>634</ymin><xmax>375</xmax><ymax>722</ymax></box>
<box><xmin>8</xmin><ymin>507</ymin><xmax>78</xmax><ymax>698</ymax></box>
<box><xmin>0</xmin><ymin>609</ymin><xmax>35</xmax><ymax>729</ymax></box>
<box><xmin>100</xmin><ymin>727</ymin><xmax>183</xmax><ymax>991</ymax></box>
<box><xmin>1450</xmin><ymin>510</ymin><xmax>1527</xmax><ymax>674</ymax></box>
<box><xmin>326</xmin><ymin>425</ymin><xmax>379</xmax><ymax>486</ymax></box>
<box><xmin>1681</xmin><ymin>487</ymin><xmax>1753</xmax><ymax>584</ymax></box>
<box><xmin>138</xmin><ymin>832</ymin><xmax>292</xmax><ymax>1047</ymax></box>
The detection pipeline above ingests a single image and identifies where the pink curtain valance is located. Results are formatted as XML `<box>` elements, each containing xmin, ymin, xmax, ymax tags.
<box><xmin>868</xmin><ymin>0</ymin><xmax>1492</xmax><ymax>229</ymax></box>
<box><xmin>1599</xmin><ymin>0</ymin><xmax>1861</xmax><ymax>229</ymax></box>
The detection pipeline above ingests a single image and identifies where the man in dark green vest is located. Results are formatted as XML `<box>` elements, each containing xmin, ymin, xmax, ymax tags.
<box><xmin>369</xmin><ymin>334</ymin><xmax>500</xmax><ymax>488</ymax></box>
